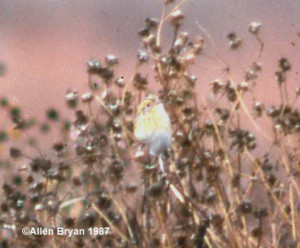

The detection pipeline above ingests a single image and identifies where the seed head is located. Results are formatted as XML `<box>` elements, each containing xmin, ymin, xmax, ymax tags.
<box><xmin>249</xmin><ymin>21</ymin><xmax>261</xmax><ymax>34</ymax></box>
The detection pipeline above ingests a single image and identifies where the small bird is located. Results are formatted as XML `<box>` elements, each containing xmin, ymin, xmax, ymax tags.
<box><xmin>134</xmin><ymin>95</ymin><xmax>172</xmax><ymax>158</ymax></box>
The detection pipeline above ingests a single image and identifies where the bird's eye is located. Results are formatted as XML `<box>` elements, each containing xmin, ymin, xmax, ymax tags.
<box><xmin>142</xmin><ymin>103</ymin><xmax>151</xmax><ymax>114</ymax></box>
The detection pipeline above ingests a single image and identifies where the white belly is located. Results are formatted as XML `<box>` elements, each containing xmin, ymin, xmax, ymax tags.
<box><xmin>148</xmin><ymin>130</ymin><xmax>172</xmax><ymax>156</ymax></box>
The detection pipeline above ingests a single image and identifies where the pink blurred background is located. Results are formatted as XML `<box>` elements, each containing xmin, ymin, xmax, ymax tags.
<box><xmin>0</xmin><ymin>0</ymin><xmax>299</xmax><ymax>150</ymax></box>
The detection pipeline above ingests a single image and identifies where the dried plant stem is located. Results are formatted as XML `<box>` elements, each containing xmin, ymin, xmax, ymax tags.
<box><xmin>289</xmin><ymin>184</ymin><xmax>297</xmax><ymax>240</ymax></box>
<box><xmin>207</xmin><ymin>109</ymin><xmax>234</xmax><ymax>177</ymax></box>
<box><xmin>279</xmin><ymin>146</ymin><xmax>300</xmax><ymax>197</ymax></box>
<box><xmin>254</xmin><ymin>34</ymin><xmax>264</xmax><ymax>61</ymax></box>
<box><xmin>92</xmin><ymin>203</ymin><xmax>131</xmax><ymax>243</ymax></box>
<box><xmin>154</xmin><ymin>202</ymin><xmax>174</xmax><ymax>248</ymax></box>
<box><xmin>95</xmin><ymin>96</ymin><xmax>114</xmax><ymax>117</ymax></box>
<box><xmin>111</xmin><ymin>196</ymin><xmax>135</xmax><ymax>241</ymax></box>
<box><xmin>162</xmin><ymin>0</ymin><xmax>189</xmax><ymax>23</ymax></box>
<box><xmin>246</xmin><ymin>150</ymin><xmax>290</xmax><ymax>223</ymax></box>
<box><xmin>196</xmin><ymin>22</ymin><xmax>229</xmax><ymax>71</ymax></box>
<box><xmin>235</xmin><ymin>88</ymin><xmax>272</xmax><ymax>142</ymax></box>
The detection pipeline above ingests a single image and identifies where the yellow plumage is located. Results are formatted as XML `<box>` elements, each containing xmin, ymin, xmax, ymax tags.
<box><xmin>134</xmin><ymin>96</ymin><xmax>172</xmax><ymax>156</ymax></box>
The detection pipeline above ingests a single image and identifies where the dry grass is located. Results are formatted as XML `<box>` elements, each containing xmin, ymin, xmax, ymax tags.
<box><xmin>0</xmin><ymin>1</ymin><xmax>300</xmax><ymax>247</ymax></box>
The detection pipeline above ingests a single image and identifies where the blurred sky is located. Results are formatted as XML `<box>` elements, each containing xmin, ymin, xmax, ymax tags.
<box><xmin>0</xmin><ymin>0</ymin><xmax>299</xmax><ymax>147</ymax></box>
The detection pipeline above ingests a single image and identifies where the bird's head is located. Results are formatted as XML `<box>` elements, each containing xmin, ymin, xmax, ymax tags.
<box><xmin>137</xmin><ymin>95</ymin><xmax>160</xmax><ymax>115</ymax></box>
